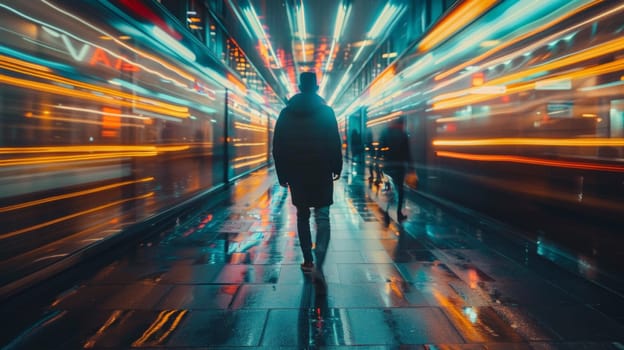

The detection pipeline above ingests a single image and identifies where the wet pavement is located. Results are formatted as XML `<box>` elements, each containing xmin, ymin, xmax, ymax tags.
<box><xmin>1</xmin><ymin>162</ymin><xmax>624</xmax><ymax>349</ymax></box>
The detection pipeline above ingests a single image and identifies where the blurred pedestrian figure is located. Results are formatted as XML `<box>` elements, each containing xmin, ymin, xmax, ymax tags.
<box><xmin>350</xmin><ymin>129</ymin><xmax>363</xmax><ymax>160</ymax></box>
<box><xmin>365</xmin><ymin>131</ymin><xmax>382</xmax><ymax>186</ymax></box>
<box><xmin>379</xmin><ymin>117</ymin><xmax>411</xmax><ymax>221</ymax></box>
<box><xmin>272</xmin><ymin>71</ymin><xmax>342</xmax><ymax>293</ymax></box>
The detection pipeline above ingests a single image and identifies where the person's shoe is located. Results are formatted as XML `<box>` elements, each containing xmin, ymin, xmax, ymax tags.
<box><xmin>300</xmin><ymin>261</ymin><xmax>314</xmax><ymax>273</ymax></box>
<box><xmin>397</xmin><ymin>212</ymin><xmax>407</xmax><ymax>221</ymax></box>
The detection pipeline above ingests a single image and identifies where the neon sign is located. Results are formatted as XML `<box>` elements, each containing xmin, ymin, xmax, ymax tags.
<box><xmin>42</xmin><ymin>26</ymin><xmax>140</xmax><ymax>73</ymax></box>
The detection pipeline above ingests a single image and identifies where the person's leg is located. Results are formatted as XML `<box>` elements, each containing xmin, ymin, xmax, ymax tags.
<box><xmin>313</xmin><ymin>206</ymin><xmax>330</xmax><ymax>294</ymax></box>
<box><xmin>313</xmin><ymin>206</ymin><xmax>330</xmax><ymax>270</ymax></box>
<box><xmin>395</xmin><ymin>170</ymin><xmax>407</xmax><ymax>219</ymax></box>
<box><xmin>296</xmin><ymin>206</ymin><xmax>314</xmax><ymax>266</ymax></box>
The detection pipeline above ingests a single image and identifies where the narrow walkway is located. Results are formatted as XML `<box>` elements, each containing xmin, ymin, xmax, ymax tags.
<box><xmin>2</xmin><ymin>163</ymin><xmax>624</xmax><ymax>349</ymax></box>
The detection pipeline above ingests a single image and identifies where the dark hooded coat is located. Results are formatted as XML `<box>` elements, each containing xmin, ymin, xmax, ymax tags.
<box><xmin>272</xmin><ymin>92</ymin><xmax>342</xmax><ymax>207</ymax></box>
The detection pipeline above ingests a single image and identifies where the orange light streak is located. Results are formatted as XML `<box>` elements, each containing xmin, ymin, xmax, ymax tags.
<box><xmin>132</xmin><ymin>310</ymin><xmax>176</xmax><ymax>347</ymax></box>
<box><xmin>0</xmin><ymin>177</ymin><xmax>154</xmax><ymax>213</ymax></box>
<box><xmin>28</xmin><ymin>114</ymin><xmax>144</xmax><ymax>129</ymax></box>
<box><xmin>227</xmin><ymin>73</ymin><xmax>247</xmax><ymax>94</ymax></box>
<box><xmin>1</xmin><ymin>192</ymin><xmax>154</xmax><ymax>240</ymax></box>
<box><xmin>1</xmin><ymin>56</ymin><xmax>189</xmax><ymax>117</ymax></box>
<box><xmin>0</xmin><ymin>54</ymin><xmax>51</xmax><ymax>72</ymax></box>
<box><xmin>366</xmin><ymin>111</ymin><xmax>403</xmax><ymax>127</ymax></box>
<box><xmin>0</xmin><ymin>73</ymin><xmax>189</xmax><ymax>118</ymax></box>
<box><xmin>0</xmin><ymin>145</ymin><xmax>188</xmax><ymax>154</ymax></box>
<box><xmin>0</xmin><ymin>145</ymin><xmax>189</xmax><ymax>166</ymax></box>
<box><xmin>434</xmin><ymin>0</ymin><xmax>605</xmax><ymax>81</ymax></box>
<box><xmin>433</xmin><ymin>57</ymin><xmax>624</xmax><ymax>110</ymax></box>
<box><xmin>418</xmin><ymin>0</ymin><xmax>498</xmax><ymax>52</ymax></box>
<box><xmin>433</xmin><ymin>138</ymin><xmax>624</xmax><ymax>147</ymax></box>
<box><xmin>234</xmin><ymin>121</ymin><xmax>267</xmax><ymax>132</ymax></box>
<box><xmin>0</xmin><ymin>152</ymin><xmax>158</xmax><ymax>167</ymax></box>
<box><xmin>493</xmin><ymin>40</ymin><xmax>624</xmax><ymax>87</ymax></box>
<box><xmin>432</xmin><ymin>289</ymin><xmax>483</xmax><ymax>341</ymax></box>
<box><xmin>436</xmin><ymin>151</ymin><xmax>624</xmax><ymax>172</ymax></box>
<box><xmin>369</xmin><ymin>66</ymin><xmax>396</xmax><ymax>98</ymax></box>
<box><xmin>83</xmin><ymin>310</ymin><xmax>124</xmax><ymax>348</ymax></box>
<box><xmin>232</xmin><ymin>155</ymin><xmax>266</xmax><ymax>169</ymax></box>
<box><xmin>234</xmin><ymin>142</ymin><xmax>266</xmax><ymax>147</ymax></box>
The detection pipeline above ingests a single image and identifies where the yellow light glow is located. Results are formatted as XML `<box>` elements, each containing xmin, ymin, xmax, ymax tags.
<box><xmin>234</xmin><ymin>121</ymin><xmax>267</xmax><ymax>132</ymax></box>
<box><xmin>433</xmin><ymin>0</ymin><xmax>605</xmax><ymax>81</ymax></box>
<box><xmin>433</xmin><ymin>57</ymin><xmax>624</xmax><ymax>110</ymax></box>
<box><xmin>433</xmin><ymin>138</ymin><xmax>624</xmax><ymax>147</ymax></box>
<box><xmin>0</xmin><ymin>73</ymin><xmax>189</xmax><ymax>118</ymax></box>
<box><xmin>419</xmin><ymin>0</ymin><xmax>498</xmax><ymax>52</ymax></box>
<box><xmin>1</xmin><ymin>192</ymin><xmax>154</xmax><ymax>240</ymax></box>
<box><xmin>366</xmin><ymin>111</ymin><xmax>402</xmax><ymax>127</ymax></box>
<box><xmin>369</xmin><ymin>66</ymin><xmax>396</xmax><ymax>98</ymax></box>
<box><xmin>436</xmin><ymin>151</ymin><xmax>624</xmax><ymax>172</ymax></box>
<box><xmin>0</xmin><ymin>177</ymin><xmax>154</xmax><ymax>213</ymax></box>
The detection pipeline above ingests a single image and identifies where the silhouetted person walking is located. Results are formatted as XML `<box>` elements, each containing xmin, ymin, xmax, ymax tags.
<box><xmin>272</xmin><ymin>72</ymin><xmax>342</xmax><ymax>293</ymax></box>
<box><xmin>379</xmin><ymin>117</ymin><xmax>411</xmax><ymax>221</ymax></box>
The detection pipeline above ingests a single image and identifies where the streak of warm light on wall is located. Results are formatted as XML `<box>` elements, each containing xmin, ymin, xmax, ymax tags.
<box><xmin>369</xmin><ymin>66</ymin><xmax>396</xmax><ymax>98</ymax></box>
<box><xmin>234</xmin><ymin>142</ymin><xmax>266</xmax><ymax>147</ymax></box>
<box><xmin>1</xmin><ymin>192</ymin><xmax>154</xmax><ymax>240</ymax></box>
<box><xmin>418</xmin><ymin>0</ymin><xmax>498</xmax><ymax>52</ymax></box>
<box><xmin>234</xmin><ymin>121</ymin><xmax>267</xmax><ymax>132</ymax></box>
<box><xmin>0</xmin><ymin>71</ymin><xmax>189</xmax><ymax>118</ymax></box>
<box><xmin>433</xmin><ymin>0</ymin><xmax>607</xmax><ymax>81</ymax></box>
<box><xmin>0</xmin><ymin>145</ymin><xmax>189</xmax><ymax>154</ymax></box>
<box><xmin>227</xmin><ymin>73</ymin><xmax>247</xmax><ymax>94</ymax></box>
<box><xmin>232</xmin><ymin>154</ymin><xmax>266</xmax><ymax>168</ymax></box>
<box><xmin>487</xmin><ymin>37</ymin><xmax>624</xmax><ymax>87</ymax></box>
<box><xmin>0</xmin><ymin>152</ymin><xmax>158</xmax><ymax>167</ymax></box>
<box><xmin>0</xmin><ymin>145</ymin><xmax>189</xmax><ymax>167</ymax></box>
<box><xmin>366</xmin><ymin>111</ymin><xmax>402</xmax><ymax>127</ymax></box>
<box><xmin>432</xmin><ymin>57</ymin><xmax>624</xmax><ymax>110</ymax></box>
<box><xmin>433</xmin><ymin>138</ymin><xmax>624</xmax><ymax>147</ymax></box>
<box><xmin>0</xmin><ymin>177</ymin><xmax>154</xmax><ymax>213</ymax></box>
<box><xmin>436</xmin><ymin>151</ymin><xmax>624</xmax><ymax>172</ymax></box>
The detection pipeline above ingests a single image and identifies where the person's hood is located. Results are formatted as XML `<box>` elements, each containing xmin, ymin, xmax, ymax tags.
<box><xmin>286</xmin><ymin>92</ymin><xmax>326</xmax><ymax>114</ymax></box>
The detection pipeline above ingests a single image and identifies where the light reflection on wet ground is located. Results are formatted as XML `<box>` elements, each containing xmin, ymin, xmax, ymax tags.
<box><xmin>1</xmin><ymin>162</ymin><xmax>623</xmax><ymax>349</ymax></box>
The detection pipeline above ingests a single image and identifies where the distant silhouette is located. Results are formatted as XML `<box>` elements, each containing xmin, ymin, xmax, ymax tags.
<box><xmin>272</xmin><ymin>71</ymin><xmax>342</xmax><ymax>293</ymax></box>
<box><xmin>350</xmin><ymin>129</ymin><xmax>363</xmax><ymax>160</ymax></box>
<box><xmin>366</xmin><ymin>131</ymin><xmax>382</xmax><ymax>185</ymax></box>
<box><xmin>379</xmin><ymin>117</ymin><xmax>411</xmax><ymax>221</ymax></box>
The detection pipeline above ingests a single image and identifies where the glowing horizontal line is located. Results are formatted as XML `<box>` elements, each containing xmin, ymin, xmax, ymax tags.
<box><xmin>436</xmin><ymin>151</ymin><xmax>624</xmax><ymax>172</ymax></box>
<box><xmin>366</xmin><ymin>111</ymin><xmax>402</xmax><ymax>127</ymax></box>
<box><xmin>0</xmin><ymin>58</ymin><xmax>188</xmax><ymax>115</ymax></box>
<box><xmin>234</xmin><ymin>142</ymin><xmax>266</xmax><ymax>147</ymax></box>
<box><xmin>232</xmin><ymin>157</ymin><xmax>266</xmax><ymax>169</ymax></box>
<box><xmin>0</xmin><ymin>152</ymin><xmax>158</xmax><ymax>167</ymax></box>
<box><xmin>1</xmin><ymin>192</ymin><xmax>154</xmax><ymax>240</ymax></box>
<box><xmin>0</xmin><ymin>177</ymin><xmax>154</xmax><ymax>213</ymax></box>
<box><xmin>0</xmin><ymin>74</ymin><xmax>188</xmax><ymax>118</ymax></box>
<box><xmin>433</xmin><ymin>138</ymin><xmax>624</xmax><ymax>147</ymax></box>
<box><xmin>0</xmin><ymin>145</ymin><xmax>188</xmax><ymax>154</ymax></box>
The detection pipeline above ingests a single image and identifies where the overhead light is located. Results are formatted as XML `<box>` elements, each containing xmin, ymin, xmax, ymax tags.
<box><xmin>296</xmin><ymin>2</ymin><xmax>307</xmax><ymax>61</ymax></box>
<box><xmin>242</xmin><ymin>5</ymin><xmax>282</xmax><ymax>69</ymax></box>
<box><xmin>368</xmin><ymin>4</ymin><xmax>403</xmax><ymax>40</ymax></box>
<box><xmin>151</xmin><ymin>26</ymin><xmax>196</xmax><ymax>61</ymax></box>
<box><xmin>324</xmin><ymin>2</ymin><xmax>351</xmax><ymax>72</ymax></box>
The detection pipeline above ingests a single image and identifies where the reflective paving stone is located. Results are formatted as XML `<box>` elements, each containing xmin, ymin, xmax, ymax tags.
<box><xmin>166</xmin><ymin>310</ymin><xmax>267</xmax><ymax>347</ymax></box>
<box><xmin>346</xmin><ymin>307</ymin><xmax>464</xmax><ymax>345</ymax></box>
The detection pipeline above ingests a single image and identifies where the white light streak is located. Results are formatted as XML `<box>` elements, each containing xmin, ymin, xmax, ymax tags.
<box><xmin>151</xmin><ymin>26</ymin><xmax>196</xmax><ymax>61</ymax></box>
